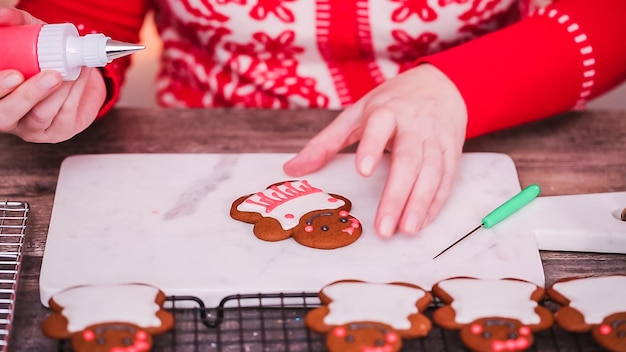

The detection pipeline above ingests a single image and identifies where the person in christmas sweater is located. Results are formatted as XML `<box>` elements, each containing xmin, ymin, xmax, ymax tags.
<box><xmin>0</xmin><ymin>0</ymin><xmax>624</xmax><ymax>239</ymax></box>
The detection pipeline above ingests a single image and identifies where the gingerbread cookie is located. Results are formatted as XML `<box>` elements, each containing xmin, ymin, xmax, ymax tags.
<box><xmin>41</xmin><ymin>283</ymin><xmax>174</xmax><ymax>352</ymax></box>
<box><xmin>305</xmin><ymin>280</ymin><xmax>432</xmax><ymax>352</ymax></box>
<box><xmin>547</xmin><ymin>275</ymin><xmax>626</xmax><ymax>352</ymax></box>
<box><xmin>230</xmin><ymin>180</ymin><xmax>362</xmax><ymax>249</ymax></box>
<box><xmin>432</xmin><ymin>277</ymin><xmax>553</xmax><ymax>352</ymax></box>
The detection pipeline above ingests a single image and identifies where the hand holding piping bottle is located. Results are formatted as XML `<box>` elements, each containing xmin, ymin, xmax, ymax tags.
<box><xmin>0</xmin><ymin>7</ymin><xmax>142</xmax><ymax>143</ymax></box>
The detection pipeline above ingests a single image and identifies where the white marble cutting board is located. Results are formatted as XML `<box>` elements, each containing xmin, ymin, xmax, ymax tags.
<box><xmin>521</xmin><ymin>192</ymin><xmax>626</xmax><ymax>253</ymax></box>
<box><xmin>39</xmin><ymin>153</ymin><xmax>545</xmax><ymax>307</ymax></box>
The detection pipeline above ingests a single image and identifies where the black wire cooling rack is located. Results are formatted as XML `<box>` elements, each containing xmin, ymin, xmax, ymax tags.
<box><xmin>0</xmin><ymin>201</ymin><xmax>28</xmax><ymax>352</ymax></box>
<box><xmin>56</xmin><ymin>292</ymin><xmax>607</xmax><ymax>352</ymax></box>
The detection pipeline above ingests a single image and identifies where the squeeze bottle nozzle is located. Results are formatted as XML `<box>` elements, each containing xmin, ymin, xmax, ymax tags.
<box><xmin>0</xmin><ymin>23</ymin><xmax>145</xmax><ymax>81</ymax></box>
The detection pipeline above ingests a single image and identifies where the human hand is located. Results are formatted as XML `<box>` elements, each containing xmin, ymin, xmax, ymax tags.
<box><xmin>0</xmin><ymin>7</ymin><xmax>106</xmax><ymax>143</ymax></box>
<box><xmin>283</xmin><ymin>64</ymin><xmax>467</xmax><ymax>238</ymax></box>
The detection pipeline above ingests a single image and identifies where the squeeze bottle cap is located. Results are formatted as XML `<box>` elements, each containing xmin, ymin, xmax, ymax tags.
<box><xmin>36</xmin><ymin>23</ymin><xmax>144</xmax><ymax>80</ymax></box>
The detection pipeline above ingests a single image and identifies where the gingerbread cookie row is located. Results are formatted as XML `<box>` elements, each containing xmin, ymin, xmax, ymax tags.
<box><xmin>306</xmin><ymin>275</ymin><xmax>626</xmax><ymax>352</ymax></box>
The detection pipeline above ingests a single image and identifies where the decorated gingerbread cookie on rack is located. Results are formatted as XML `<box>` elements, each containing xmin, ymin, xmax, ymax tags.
<box><xmin>230</xmin><ymin>180</ymin><xmax>362</xmax><ymax>249</ymax></box>
<box><xmin>41</xmin><ymin>283</ymin><xmax>174</xmax><ymax>352</ymax></box>
<box><xmin>432</xmin><ymin>277</ymin><xmax>553</xmax><ymax>352</ymax></box>
<box><xmin>305</xmin><ymin>280</ymin><xmax>432</xmax><ymax>352</ymax></box>
<box><xmin>547</xmin><ymin>275</ymin><xmax>626</xmax><ymax>352</ymax></box>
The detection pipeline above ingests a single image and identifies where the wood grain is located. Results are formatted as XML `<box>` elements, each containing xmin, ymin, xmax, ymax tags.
<box><xmin>1</xmin><ymin>108</ymin><xmax>625</xmax><ymax>350</ymax></box>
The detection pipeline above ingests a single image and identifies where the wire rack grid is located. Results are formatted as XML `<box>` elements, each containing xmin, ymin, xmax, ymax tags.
<box><xmin>0</xmin><ymin>201</ymin><xmax>28</xmax><ymax>352</ymax></box>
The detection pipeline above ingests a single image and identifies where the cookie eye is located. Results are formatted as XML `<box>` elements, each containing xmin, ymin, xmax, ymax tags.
<box><xmin>339</xmin><ymin>217</ymin><xmax>348</xmax><ymax>223</ymax></box>
<box><xmin>96</xmin><ymin>337</ymin><xmax>106</xmax><ymax>345</ymax></box>
<box><xmin>345</xmin><ymin>335</ymin><xmax>355</xmax><ymax>343</ymax></box>
<box><xmin>122</xmin><ymin>337</ymin><xmax>133</xmax><ymax>346</ymax></box>
<box><xmin>321</xmin><ymin>225</ymin><xmax>329</xmax><ymax>231</ymax></box>
<box><xmin>374</xmin><ymin>339</ymin><xmax>385</xmax><ymax>346</ymax></box>
<box><xmin>507</xmin><ymin>332</ymin><xmax>518</xmax><ymax>340</ymax></box>
<box><xmin>482</xmin><ymin>331</ymin><xmax>492</xmax><ymax>339</ymax></box>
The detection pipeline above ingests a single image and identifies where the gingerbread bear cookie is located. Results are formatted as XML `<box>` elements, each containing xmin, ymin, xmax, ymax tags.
<box><xmin>41</xmin><ymin>283</ymin><xmax>174</xmax><ymax>352</ymax></box>
<box><xmin>432</xmin><ymin>277</ymin><xmax>553</xmax><ymax>352</ymax></box>
<box><xmin>305</xmin><ymin>280</ymin><xmax>432</xmax><ymax>352</ymax></box>
<box><xmin>230</xmin><ymin>180</ymin><xmax>362</xmax><ymax>249</ymax></box>
<box><xmin>547</xmin><ymin>275</ymin><xmax>626</xmax><ymax>352</ymax></box>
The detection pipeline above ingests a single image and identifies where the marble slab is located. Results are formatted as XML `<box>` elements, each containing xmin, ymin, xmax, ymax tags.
<box><xmin>39</xmin><ymin>153</ymin><xmax>545</xmax><ymax>307</ymax></box>
<box><xmin>520</xmin><ymin>192</ymin><xmax>626</xmax><ymax>254</ymax></box>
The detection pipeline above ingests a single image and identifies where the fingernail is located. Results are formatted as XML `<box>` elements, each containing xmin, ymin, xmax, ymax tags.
<box><xmin>402</xmin><ymin>213</ymin><xmax>419</xmax><ymax>234</ymax></box>
<box><xmin>39</xmin><ymin>73</ymin><xmax>61</xmax><ymax>90</ymax></box>
<box><xmin>379</xmin><ymin>215</ymin><xmax>395</xmax><ymax>238</ymax></box>
<box><xmin>1</xmin><ymin>73</ymin><xmax>22</xmax><ymax>89</ymax></box>
<box><xmin>359</xmin><ymin>155</ymin><xmax>375</xmax><ymax>176</ymax></box>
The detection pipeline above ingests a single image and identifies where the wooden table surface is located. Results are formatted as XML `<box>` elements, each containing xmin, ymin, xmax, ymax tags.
<box><xmin>1</xmin><ymin>108</ymin><xmax>625</xmax><ymax>350</ymax></box>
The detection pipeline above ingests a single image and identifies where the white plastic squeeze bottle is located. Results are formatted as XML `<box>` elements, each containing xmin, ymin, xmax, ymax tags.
<box><xmin>0</xmin><ymin>23</ymin><xmax>145</xmax><ymax>81</ymax></box>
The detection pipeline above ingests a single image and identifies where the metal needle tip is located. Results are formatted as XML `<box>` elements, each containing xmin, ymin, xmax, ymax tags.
<box><xmin>432</xmin><ymin>224</ymin><xmax>482</xmax><ymax>259</ymax></box>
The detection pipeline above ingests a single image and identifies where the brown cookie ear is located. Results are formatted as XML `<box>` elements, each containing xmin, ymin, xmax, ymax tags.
<box><xmin>554</xmin><ymin>306</ymin><xmax>591</xmax><ymax>333</ymax></box>
<box><xmin>530</xmin><ymin>306</ymin><xmax>555</xmax><ymax>332</ymax></box>
<box><xmin>252</xmin><ymin>218</ymin><xmax>293</xmax><ymax>241</ymax></box>
<box><xmin>432</xmin><ymin>305</ymin><xmax>463</xmax><ymax>330</ymax></box>
<box><xmin>41</xmin><ymin>313</ymin><xmax>73</xmax><ymax>339</ymax></box>
<box><xmin>305</xmin><ymin>306</ymin><xmax>333</xmax><ymax>333</ymax></box>
<box><xmin>402</xmin><ymin>313</ymin><xmax>432</xmax><ymax>338</ymax></box>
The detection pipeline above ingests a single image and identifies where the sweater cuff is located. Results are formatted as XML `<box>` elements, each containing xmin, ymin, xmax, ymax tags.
<box><xmin>97</xmin><ymin>61</ymin><xmax>126</xmax><ymax>118</ymax></box>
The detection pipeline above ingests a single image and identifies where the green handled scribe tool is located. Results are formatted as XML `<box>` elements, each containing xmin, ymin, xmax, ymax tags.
<box><xmin>433</xmin><ymin>184</ymin><xmax>541</xmax><ymax>259</ymax></box>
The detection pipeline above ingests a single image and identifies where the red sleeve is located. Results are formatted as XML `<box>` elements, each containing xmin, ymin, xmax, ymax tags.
<box><xmin>417</xmin><ymin>0</ymin><xmax>626</xmax><ymax>139</ymax></box>
<box><xmin>16</xmin><ymin>0</ymin><xmax>150</xmax><ymax>117</ymax></box>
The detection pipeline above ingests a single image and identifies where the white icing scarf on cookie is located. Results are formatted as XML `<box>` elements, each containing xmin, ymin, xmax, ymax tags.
<box><xmin>438</xmin><ymin>278</ymin><xmax>540</xmax><ymax>325</ymax></box>
<box><xmin>322</xmin><ymin>281</ymin><xmax>426</xmax><ymax>330</ymax></box>
<box><xmin>237</xmin><ymin>180</ymin><xmax>345</xmax><ymax>230</ymax></box>
<box><xmin>552</xmin><ymin>275</ymin><xmax>626</xmax><ymax>324</ymax></box>
<box><xmin>52</xmin><ymin>284</ymin><xmax>162</xmax><ymax>332</ymax></box>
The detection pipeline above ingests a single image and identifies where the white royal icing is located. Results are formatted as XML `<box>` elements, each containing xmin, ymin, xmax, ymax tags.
<box><xmin>322</xmin><ymin>281</ymin><xmax>426</xmax><ymax>330</ymax></box>
<box><xmin>438</xmin><ymin>278</ymin><xmax>541</xmax><ymax>325</ymax></box>
<box><xmin>52</xmin><ymin>284</ymin><xmax>163</xmax><ymax>332</ymax></box>
<box><xmin>552</xmin><ymin>275</ymin><xmax>626</xmax><ymax>324</ymax></box>
<box><xmin>236</xmin><ymin>180</ymin><xmax>345</xmax><ymax>230</ymax></box>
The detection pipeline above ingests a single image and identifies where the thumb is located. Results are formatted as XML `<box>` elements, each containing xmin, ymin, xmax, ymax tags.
<box><xmin>283</xmin><ymin>105</ymin><xmax>363</xmax><ymax>176</ymax></box>
<box><xmin>0</xmin><ymin>7</ymin><xmax>45</xmax><ymax>26</ymax></box>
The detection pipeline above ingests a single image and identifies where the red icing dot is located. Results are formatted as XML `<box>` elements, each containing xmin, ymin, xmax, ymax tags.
<box><xmin>519</xmin><ymin>326</ymin><xmax>531</xmax><ymax>336</ymax></box>
<box><xmin>333</xmin><ymin>326</ymin><xmax>346</xmax><ymax>337</ymax></box>
<box><xmin>285</xmin><ymin>213</ymin><xmax>294</xmax><ymax>219</ymax></box>
<box><xmin>386</xmin><ymin>332</ymin><xmax>399</xmax><ymax>343</ymax></box>
<box><xmin>600</xmin><ymin>324</ymin><xmax>612</xmax><ymax>335</ymax></box>
<box><xmin>82</xmin><ymin>330</ymin><xmax>95</xmax><ymax>341</ymax></box>
<box><xmin>136</xmin><ymin>330</ymin><xmax>148</xmax><ymax>340</ymax></box>
<box><xmin>470</xmin><ymin>324</ymin><xmax>482</xmax><ymax>334</ymax></box>
<box><xmin>328</xmin><ymin>197</ymin><xmax>338</xmax><ymax>203</ymax></box>
<box><xmin>305</xmin><ymin>225</ymin><xmax>313</xmax><ymax>232</ymax></box>
<box><xmin>339</xmin><ymin>210</ymin><xmax>348</xmax><ymax>216</ymax></box>
<box><xmin>517</xmin><ymin>338</ymin><xmax>529</xmax><ymax>349</ymax></box>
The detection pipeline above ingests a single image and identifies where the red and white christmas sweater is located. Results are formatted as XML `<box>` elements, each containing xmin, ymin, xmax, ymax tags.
<box><xmin>16</xmin><ymin>0</ymin><xmax>626</xmax><ymax>138</ymax></box>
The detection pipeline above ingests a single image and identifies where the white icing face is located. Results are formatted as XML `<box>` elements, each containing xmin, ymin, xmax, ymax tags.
<box><xmin>552</xmin><ymin>275</ymin><xmax>626</xmax><ymax>324</ymax></box>
<box><xmin>236</xmin><ymin>180</ymin><xmax>345</xmax><ymax>230</ymax></box>
<box><xmin>52</xmin><ymin>284</ymin><xmax>163</xmax><ymax>332</ymax></box>
<box><xmin>322</xmin><ymin>281</ymin><xmax>426</xmax><ymax>330</ymax></box>
<box><xmin>438</xmin><ymin>278</ymin><xmax>540</xmax><ymax>325</ymax></box>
